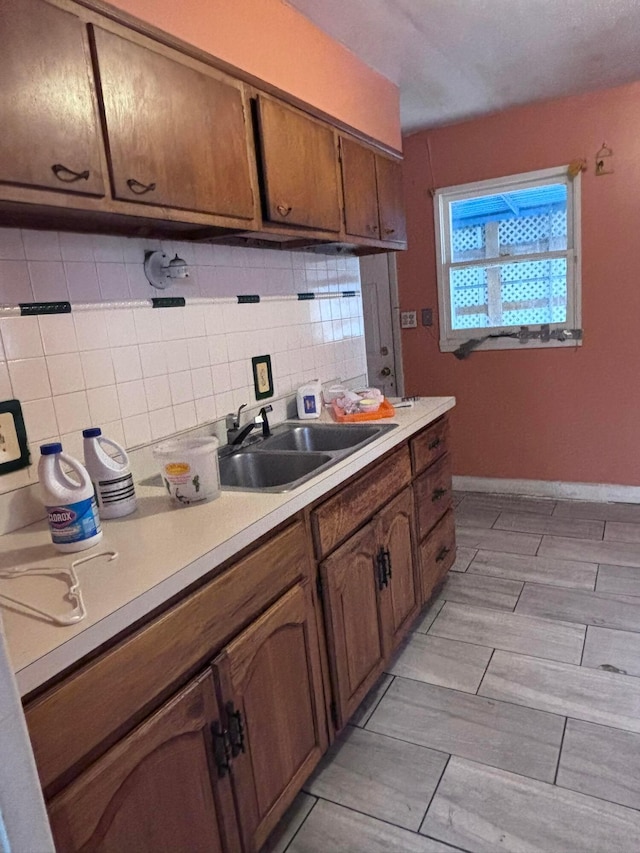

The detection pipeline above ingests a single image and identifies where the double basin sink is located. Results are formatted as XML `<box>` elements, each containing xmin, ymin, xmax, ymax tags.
<box><xmin>219</xmin><ymin>422</ymin><xmax>397</xmax><ymax>492</ymax></box>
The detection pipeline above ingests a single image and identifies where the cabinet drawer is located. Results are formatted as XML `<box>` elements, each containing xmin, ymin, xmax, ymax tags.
<box><xmin>411</xmin><ymin>416</ymin><xmax>449</xmax><ymax>475</ymax></box>
<box><xmin>311</xmin><ymin>446</ymin><xmax>412</xmax><ymax>559</ymax></box>
<box><xmin>26</xmin><ymin>521</ymin><xmax>310</xmax><ymax>794</ymax></box>
<box><xmin>419</xmin><ymin>510</ymin><xmax>456</xmax><ymax>604</ymax></box>
<box><xmin>414</xmin><ymin>453</ymin><xmax>452</xmax><ymax>539</ymax></box>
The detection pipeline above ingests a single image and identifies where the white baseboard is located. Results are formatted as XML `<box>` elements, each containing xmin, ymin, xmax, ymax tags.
<box><xmin>453</xmin><ymin>476</ymin><xmax>640</xmax><ymax>505</ymax></box>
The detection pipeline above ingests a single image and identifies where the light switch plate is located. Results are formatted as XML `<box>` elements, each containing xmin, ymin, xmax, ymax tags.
<box><xmin>0</xmin><ymin>400</ymin><xmax>30</xmax><ymax>474</ymax></box>
<box><xmin>400</xmin><ymin>311</ymin><xmax>418</xmax><ymax>329</ymax></box>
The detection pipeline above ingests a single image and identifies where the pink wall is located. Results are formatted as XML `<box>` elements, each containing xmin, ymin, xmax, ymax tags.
<box><xmin>398</xmin><ymin>81</ymin><xmax>640</xmax><ymax>487</ymax></box>
<box><xmin>107</xmin><ymin>0</ymin><xmax>401</xmax><ymax>151</ymax></box>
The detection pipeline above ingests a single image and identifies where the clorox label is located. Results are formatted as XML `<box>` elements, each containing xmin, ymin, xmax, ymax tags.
<box><xmin>46</xmin><ymin>497</ymin><xmax>101</xmax><ymax>545</ymax></box>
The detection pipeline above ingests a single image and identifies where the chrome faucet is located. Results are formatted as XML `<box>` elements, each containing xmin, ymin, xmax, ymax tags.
<box><xmin>226</xmin><ymin>404</ymin><xmax>256</xmax><ymax>446</ymax></box>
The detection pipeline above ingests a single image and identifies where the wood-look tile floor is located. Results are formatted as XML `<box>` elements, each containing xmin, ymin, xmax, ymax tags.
<box><xmin>264</xmin><ymin>492</ymin><xmax>640</xmax><ymax>852</ymax></box>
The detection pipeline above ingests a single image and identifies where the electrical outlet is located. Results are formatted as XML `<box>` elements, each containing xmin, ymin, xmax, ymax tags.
<box><xmin>400</xmin><ymin>311</ymin><xmax>417</xmax><ymax>329</ymax></box>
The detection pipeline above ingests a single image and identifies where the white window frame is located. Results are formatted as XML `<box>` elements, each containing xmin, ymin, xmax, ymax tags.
<box><xmin>434</xmin><ymin>165</ymin><xmax>582</xmax><ymax>353</ymax></box>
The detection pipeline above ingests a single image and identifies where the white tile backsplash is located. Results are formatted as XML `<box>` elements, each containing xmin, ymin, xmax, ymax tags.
<box><xmin>0</xmin><ymin>228</ymin><xmax>367</xmax><ymax>525</ymax></box>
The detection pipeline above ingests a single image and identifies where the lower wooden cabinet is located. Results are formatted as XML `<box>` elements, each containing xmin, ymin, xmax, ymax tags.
<box><xmin>213</xmin><ymin>581</ymin><xmax>327</xmax><ymax>852</ymax></box>
<box><xmin>48</xmin><ymin>672</ymin><xmax>240</xmax><ymax>853</ymax></box>
<box><xmin>319</xmin><ymin>487</ymin><xmax>419</xmax><ymax>728</ymax></box>
<box><xmin>29</xmin><ymin>417</ymin><xmax>456</xmax><ymax>852</ymax></box>
<box><xmin>47</xmin><ymin>580</ymin><xmax>326</xmax><ymax>853</ymax></box>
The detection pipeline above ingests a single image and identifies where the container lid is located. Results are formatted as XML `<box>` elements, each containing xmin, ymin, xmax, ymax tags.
<box><xmin>40</xmin><ymin>442</ymin><xmax>62</xmax><ymax>455</ymax></box>
<box><xmin>82</xmin><ymin>427</ymin><xmax>102</xmax><ymax>438</ymax></box>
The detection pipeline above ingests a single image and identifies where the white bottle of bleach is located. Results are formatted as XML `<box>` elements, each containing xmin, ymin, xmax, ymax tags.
<box><xmin>83</xmin><ymin>428</ymin><xmax>137</xmax><ymax>519</ymax></box>
<box><xmin>39</xmin><ymin>443</ymin><xmax>102</xmax><ymax>552</ymax></box>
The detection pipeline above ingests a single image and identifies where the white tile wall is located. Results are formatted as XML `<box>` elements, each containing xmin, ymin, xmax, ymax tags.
<box><xmin>0</xmin><ymin>229</ymin><xmax>367</xmax><ymax>510</ymax></box>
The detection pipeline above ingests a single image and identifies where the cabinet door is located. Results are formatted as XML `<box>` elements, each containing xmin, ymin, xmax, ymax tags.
<box><xmin>47</xmin><ymin>672</ymin><xmax>240</xmax><ymax>853</ymax></box>
<box><xmin>255</xmin><ymin>96</ymin><xmax>341</xmax><ymax>232</ymax></box>
<box><xmin>0</xmin><ymin>0</ymin><xmax>105</xmax><ymax>196</ymax></box>
<box><xmin>213</xmin><ymin>582</ymin><xmax>327</xmax><ymax>853</ymax></box>
<box><xmin>320</xmin><ymin>521</ymin><xmax>386</xmax><ymax>728</ymax></box>
<box><xmin>340</xmin><ymin>137</ymin><xmax>380</xmax><ymax>239</ymax></box>
<box><xmin>420</xmin><ymin>509</ymin><xmax>456</xmax><ymax>604</ymax></box>
<box><xmin>377</xmin><ymin>488</ymin><xmax>420</xmax><ymax>654</ymax></box>
<box><xmin>376</xmin><ymin>155</ymin><xmax>407</xmax><ymax>245</ymax></box>
<box><xmin>92</xmin><ymin>26</ymin><xmax>255</xmax><ymax>219</ymax></box>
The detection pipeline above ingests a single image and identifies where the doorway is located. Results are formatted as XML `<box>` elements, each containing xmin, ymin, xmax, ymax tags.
<box><xmin>359</xmin><ymin>253</ymin><xmax>404</xmax><ymax>397</ymax></box>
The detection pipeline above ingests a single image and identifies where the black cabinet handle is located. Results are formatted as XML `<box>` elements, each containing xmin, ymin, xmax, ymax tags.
<box><xmin>383</xmin><ymin>547</ymin><xmax>392</xmax><ymax>582</ymax></box>
<box><xmin>428</xmin><ymin>437</ymin><xmax>441</xmax><ymax>451</ymax></box>
<box><xmin>436</xmin><ymin>546</ymin><xmax>450</xmax><ymax>563</ymax></box>
<box><xmin>51</xmin><ymin>163</ymin><xmax>90</xmax><ymax>183</ymax></box>
<box><xmin>432</xmin><ymin>487</ymin><xmax>447</xmax><ymax>502</ymax></box>
<box><xmin>127</xmin><ymin>177</ymin><xmax>156</xmax><ymax>195</ymax></box>
<box><xmin>383</xmin><ymin>227</ymin><xmax>396</xmax><ymax>235</ymax></box>
<box><xmin>375</xmin><ymin>548</ymin><xmax>386</xmax><ymax>590</ymax></box>
<box><xmin>211</xmin><ymin>721</ymin><xmax>231</xmax><ymax>777</ymax></box>
<box><xmin>226</xmin><ymin>701</ymin><xmax>246</xmax><ymax>757</ymax></box>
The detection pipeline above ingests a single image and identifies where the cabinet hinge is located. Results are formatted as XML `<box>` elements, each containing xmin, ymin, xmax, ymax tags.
<box><xmin>211</xmin><ymin>720</ymin><xmax>232</xmax><ymax>778</ymax></box>
<box><xmin>330</xmin><ymin>699</ymin><xmax>338</xmax><ymax>729</ymax></box>
<box><xmin>226</xmin><ymin>701</ymin><xmax>246</xmax><ymax>758</ymax></box>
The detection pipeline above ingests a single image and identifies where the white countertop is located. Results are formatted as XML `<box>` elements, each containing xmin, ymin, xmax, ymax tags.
<box><xmin>0</xmin><ymin>397</ymin><xmax>454</xmax><ymax>696</ymax></box>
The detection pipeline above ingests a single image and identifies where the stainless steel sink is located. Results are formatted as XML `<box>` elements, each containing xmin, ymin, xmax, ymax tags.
<box><xmin>219</xmin><ymin>450</ymin><xmax>333</xmax><ymax>492</ymax></box>
<box><xmin>219</xmin><ymin>421</ymin><xmax>397</xmax><ymax>492</ymax></box>
<box><xmin>257</xmin><ymin>423</ymin><xmax>387</xmax><ymax>453</ymax></box>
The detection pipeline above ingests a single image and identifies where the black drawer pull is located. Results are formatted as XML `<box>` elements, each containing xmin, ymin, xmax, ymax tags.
<box><xmin>436</xmin><ymin>546</ymin><xmax>450</xmax><ymax>563</ymax></box>
<box><xmin>127</xmin><ymin>177</ymin><xmax>157</xmax><ymax>195</ymax></box>
<box><xmin>428</xmin><ymin>437</ymin><xmax>441</xmax><ymax>451</ymax></box>
<box><xmin>51</xmin><ymin>163</ymin><xmax>90</xmax><ymax>183</ymax></box>
<box><xmin>276</xmin><ymin>204</ymin><xmax>292</xmax><ymax>217</ymax></box>
<box><xmin>432</xmin><ymin>487</ymin><xmax>447</xmax><ymax>502</ymax></box>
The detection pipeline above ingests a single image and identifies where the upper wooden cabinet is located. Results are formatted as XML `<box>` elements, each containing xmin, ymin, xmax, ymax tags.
<box><xmin>91</xmin><ymin>26</ymin><xmax>255</xmax><ymax>219</ymax></box>
<box><xmin>254</xmin><ymin>95</ymin><xmax>342</xmax><ymax>233</ymax></box>
<box><xmin>0</xmin><ymin>0</ymin><xmax>407</xmax><ymax>253</ymax></box>
<box><xmin>339</xmin><ymin>138</ymin><xmax>380</xmax><ymax>240</ymax></box>
<box><xmin>0</xmin><ymin>0</ymin><xmax>105</xmax><ymax>197</ymax></box>
<box><xmin>340</xmin><ymin>136</ymin><xmax>407</xmax><ymax>246</ymax></box>
<box><xmin>376</xmin><ymin>155</ymin><xmax>407</xmax><ymax>244</ymax></box>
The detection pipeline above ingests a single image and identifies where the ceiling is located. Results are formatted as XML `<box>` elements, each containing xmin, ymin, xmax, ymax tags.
<box><xmin>286</xmin><ymin>0</ymin><xmax>640</xmax><ymax>133</ymax></box>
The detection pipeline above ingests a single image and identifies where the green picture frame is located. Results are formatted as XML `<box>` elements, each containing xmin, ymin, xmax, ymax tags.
<box><xmin>252</xmin><ymin>354</ymin><xmax>274</xmax><ymax>400</ymax></box>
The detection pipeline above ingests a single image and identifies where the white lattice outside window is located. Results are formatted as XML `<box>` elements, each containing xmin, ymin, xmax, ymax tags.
<box><xmin>434</xmin><ymin>166</ymin><xmax>582</xmax><ymax>353</ymax></box>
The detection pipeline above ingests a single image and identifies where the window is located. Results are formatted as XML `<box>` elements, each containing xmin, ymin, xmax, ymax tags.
<box><xmin>434</xmin><ymin>166</ymin><xmax>581</xmax><ymax>353</ymax></box>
